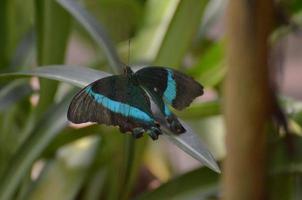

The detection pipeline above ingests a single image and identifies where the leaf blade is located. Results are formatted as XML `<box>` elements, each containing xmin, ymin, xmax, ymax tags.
<box><xmin>0</xmin><ymin>93</ymin><xmax>71</xmax><ymax>200</ymax></box>
<box><xmin>56</xmin><ymin>0</ymin><xmax>122</xmax><ymax>73</ymax></box>
<box><xmin>135</xmin><ymin>167</ymin><xmax>219</xmax><ymax>200</ymax></box>
<box><xmin>0</xmin><ymin>65</ymin><xmax>220</xmax><ymax>173</ymax></box>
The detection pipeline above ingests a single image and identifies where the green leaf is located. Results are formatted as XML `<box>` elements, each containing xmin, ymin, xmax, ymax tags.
<box><xmin>187</xmin><ymin>41</ymin><xmax>226</xmax><ymax>87</ymax></box>
<box><xmin>27</xmin><ymin>136</ymin><xmax>100</xmax><ymax>200</ymax></box>
<box><xmin>0</xmin><ymin>65</ymin><xmax>220</xmax><ymax>173</ymax></box>
<box><xmin>0</xmin><ymin>65</ymin><xmax>110</xmax><ymax>87</ymax></box>
<box><xmin>10</xmin><ymin>29</ymin><xmax>36</xmax><ymax>70</ymax></box>
<box><xmin>269</xmin><ymin>135</ymin><xmax>302</xmax><ymax>174</ymax></box>
<box><xmin>176</xmin><ymin>100</ymin><xmax>221</xmax><ymax>119</ymax></box>
<box><xmin>43</xmin><ymin>125</ymin><xmax>102</xmax><ymax>157</ymax></box>
<box><xmin>119</xmin><ymin>137</ymin><xmax>148</xmax><ymax>199</ymax></box>
<box><xmin>280</xmin><ymin>0</ymin><xmax>302</xmax><ymax>13</ymax></box>
<box><xmin>133</xmin><ymin>0</ymin><xmax>209</xmax><ymax>67</ymax></box>
<box><xmin>35</xmin><ymin>0</ymin><xmax>70</xmax><ymax>66</ymax></box>
<box><xmin>0</xmin><ymin>0</ymin><xmax>34</xmax><ymax>70</ymax></box>
<box><xmin>81</xmin><ymin>168</ymin><xmax>107</xmax><ymax>200</ymax></box>
<box><xmin>269</xmin><ymin>134</ymin><xmax>302</xmax><ymax>199</ymax></box>
<box><xmin>57</xmin><ymin>0</ymin><xmax>122</xmax><ymax>73</ymax></box>
<box><xmin>35</xmin><ymin>0</ymin><xmax>71</xmax><ymax>114</ymax></box>
<box><xmin>0</xmin><ymin>92</ymin><xmax>71</xmax><ymax>200</ymax></box>
<box><xmin>161</xmin><ymin>118</ymin><xmax>220</xmax><ymax>173</ymax></box>
<box><xmin>85</xmin><ymin>0</ymin><xmax>143</xmax><ymax>42</ymax></box>
<box><xmin>134</xmin><ymin>167</ymin><xmax>219</xmax><ymax>200</ymax></box>
<box><xmin>0</xmin><ymin>80</ymin><xmax>32</xmax><ymax>111</ymax></box>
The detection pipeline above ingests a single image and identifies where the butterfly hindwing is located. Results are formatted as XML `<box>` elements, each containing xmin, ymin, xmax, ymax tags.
<box><xmin>135</xmin><ymin>67</ymin><xmax>203</xmax><ymax>134</ymax></box>
<box><xmin>135</xmin><ymin>66</ymin><xmax>204</xmax><ymax>110</ymax></box>
<box><xmin>68</xmin><ymin>75</ymin><xmax>160</xmax><ymax>137</ymax></box>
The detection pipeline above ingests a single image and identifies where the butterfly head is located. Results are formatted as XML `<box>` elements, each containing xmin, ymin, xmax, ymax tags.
<box><xmin>123</xmin><ymin>66</ymin><xmax>134</xmax><ymax>77</ymax></box>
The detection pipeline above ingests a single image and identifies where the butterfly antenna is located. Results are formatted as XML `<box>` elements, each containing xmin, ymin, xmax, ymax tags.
<box><xmin>127</xmin><ymin>39</ymin><xmax>131</xmax><ymax>66</ymax></box>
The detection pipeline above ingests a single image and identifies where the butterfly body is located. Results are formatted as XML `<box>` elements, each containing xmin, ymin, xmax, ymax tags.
<box><xmin>68</xmin><ymin>66</ymin><xmax>203</xmax><ymax>140</ymax></box>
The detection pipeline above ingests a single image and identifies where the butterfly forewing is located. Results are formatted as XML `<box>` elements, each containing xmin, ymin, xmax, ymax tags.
<box><xmin>68</xmin><ymin>75</ymin><xmax>157</xmax><ymax>133</ymax></box>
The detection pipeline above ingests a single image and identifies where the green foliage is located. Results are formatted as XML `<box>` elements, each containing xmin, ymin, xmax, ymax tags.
<box><xmin>0</xmin><ymin>0</ymin><xmax>301</xmax><ymax>199</ymax></box>
<box><xmin>35</xmin><ymin>0</ymin><xmax>71</xmax><ymax>115</ymax></box>
<box><xmin>135</xmin><ymin>167</ymin><xmax>219</xmax><ymax>200</ymax></box>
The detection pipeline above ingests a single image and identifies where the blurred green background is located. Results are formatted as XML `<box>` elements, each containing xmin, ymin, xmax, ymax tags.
<box><xmin>0</xmin><ymin>0</ymin><xmax>302</xmax><ymax>199</ymax></box>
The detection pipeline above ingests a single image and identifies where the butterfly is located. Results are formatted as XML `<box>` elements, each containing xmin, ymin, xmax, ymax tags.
<box><xmin>67</xmin><ymin>66</ymin><xmax>203</xmax><ymax>140</ymax></box>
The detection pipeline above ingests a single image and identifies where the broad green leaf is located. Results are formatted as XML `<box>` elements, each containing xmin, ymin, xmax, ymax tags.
<box><xmin>35</xmin><ymin>1</ymin><xmax>70</xmax><ymax>66</ymax></box>
<box><xmin>57</xmin><ymin>0</ymin><xmax>122</xmax><ymax>73</ymax></box>
<box><xmin>187</xmin><ymin>41</ymin><xmax>226</xmax><ymax>87</ymax></box>
<box><xmin>43</xmin><ymin>125</ymin><xmax>102</xmax><ymax>157</ymax></box>
<box><xmin>269</xmin><ymin>173</ymin><xmax>302</xmax><ymax>200</ymax></box>
<box><xmin>0</xmin><ymin>65</ymin><xmax>110</xmax><ymax>87</ymax></box>
<box><xmin>0</xmin><ymin>0</ymin><xmax>34</xmax><ymax>70</ymax></box>
<box><xmin>0</xmin><ymin>0</ymin><xmax>14</xmax><ymax>68</ymax></box>
<box><xmin>81</xmin><ymin>168</ymin><xmax>107</xmax><ymax>200</ymax></box>
<box><xmin>27</xmin><ymin>136</ymin><xmax>100</xmax><ymax>200</ymax></box>
<box><xmin>0</xmin><ymin>92</ymin><xmax>71</xmax><ymax>200</ymax></box>
<box><xmin>10</xmin><ymin>29</ymin><xmax>36</xmax><ymax>70</ymax></box>
<box><xmin>176</xmin><ymin>100</ymin><xmax>221</xmax><ymax>119</ymax></box>
<box><xmin>154</xmin><ymin>0</ymin><xmax>209</xmax><ymax>66</ymax></box>
<box><xmin>0</xmin><ymin>80</ymin><xmax>32</xmax><ymax>111</ymax></box>
<box><xmin>134</xmin><ymin>167</ymin><xmax>219</xmax><ymax>200</ymax></box>
<box><xmin>120</xmin><ymin>137</ymin><xmax>149</xmax><ymax>199</ymax></box>
<box><xmin>161</xmin><ymin>118</ymin><xmax>220</xmax><ymax>173</ymax></box>
<box><xmin>0</xmin><ymin>65</ymin><xmax>220</xmax><ymax>173</ymax></box>
<box><xmin>293</xmin><ymin>111</ymin><xmax>302</xmax><ymax>129</ymax></box>
<box><xmin>269</xmin><ymin>135</ymin><xmax>302</xmax><ymax>174</ymax></box>
<box><xmin>279</xmin><ymin>0</ymin><xmax>302</xmax><ymax>13</ymax></box>
<box><xmin>35</xmin><ymin>0</ymin><xmax>71</xmax><ymax>114</ymax></box>
<box><xmin>85</xmin><ymin>0</ymin><xmax>143</xmax><ymax>42</ymax></box>
<box><xmin>132</xmin><ymin>0</ymin><xmax>209</xmax><ymax>67</ymax></box>
<box><xmin>0</xmin><ymin>105</ymin><xmax>27</xmax><ymax>175</ymax></box>
<box><xmin>101</xmin><ymin>132</ymin><xmax>126</xmax><ymax>200</ymax></box>
<box><xmin>269</xmin><ymin>134</ymin><xmax>302</xmax><ymax>199</ymax></box>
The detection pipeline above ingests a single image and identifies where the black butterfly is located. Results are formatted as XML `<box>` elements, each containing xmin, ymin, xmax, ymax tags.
<box><xmin>67</xmin><ymin>66</ymin><xmax>203</xmax><ymax>140</ymax></box>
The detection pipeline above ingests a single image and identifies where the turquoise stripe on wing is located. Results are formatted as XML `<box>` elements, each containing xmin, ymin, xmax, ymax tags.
<box><xmin>163</xmin><ymin>69</ymin><xmax>177</xmax><ymax>104</ymax></box>
<box><xmin>85</xmin><ymin>86</ymin><xmax>154</xmax><ymax>123</ymax></box>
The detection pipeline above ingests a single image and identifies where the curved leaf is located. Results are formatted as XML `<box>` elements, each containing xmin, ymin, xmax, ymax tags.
<box><xmin>161</xmin><ymin>120</ymin><xmax>220</xmax><ymax>173</ymax></box>
<box><xmin>35</xmin><ymin>0</ymin><xmax>71</xmax><ymax>114</ymax></box>
<box><xmin>0</xmin><ymin>80</ymin><xmax>32</xmax><ymax>111</ymax></box>
<box><xmin>0</xmin><ymin>65</ymin><xmax>110</xmax><ymax>87</ymax></box>
<box><xmin>0</xmin><ymin>65</ymin><xmax>220</xmax><ymax>173</ymax></box>
<box><xmin>27</xmin><ymin>136</ymin><xmax>100</xmax><ymax>200</ymax></box>
<box><xmin>188</xmin><ymin>41</ymin><xmax>226</xmax><ymax>87</ymax></box>
<box><xmin>56</xmin><ymin>0</ymin><xmax>122</xmax><ymax>73</ymax></box>
<box><xmin>177</xmin><ymin>100</ymin><xmax>221</xmax><ymax>119</ymax></box>
<box><xmin>134</xmin><ymin>167</ymin><xmax>219</xmax><ymax>200</ymax></box>
<box><xmin>132</xmin><ymin>0</ymin><xmax>209</xmax><ymax>67</ymax></box>
<box><xmin>0</xmin><ymin>92</ymin><xmax>71</xmax><ymax>200</ymax></box>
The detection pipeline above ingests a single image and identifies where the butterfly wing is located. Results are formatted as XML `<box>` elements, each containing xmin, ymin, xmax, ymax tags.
<box><xmin>135</xmin><ymin>67</ymin><xmax>204</xmax><ymax>110</ymax></box>
<box><xmin>67</xmin><ymin>75</ymin><xmax>161</xmax><ymax>138</ymax></box>
<box><xmin>135</xmin><ymin>67</ymin><xmax>203</xmax><ymax>134</ymax></box>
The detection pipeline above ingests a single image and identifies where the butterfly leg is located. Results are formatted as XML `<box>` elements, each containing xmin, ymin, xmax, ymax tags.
<box><xmin>146</xmin><ymin>126</ymin><xmax>162</xmax><ymax>140</ymax></box>
<box><xmin>132</xmin><ymin>127</ymin><xmax>145</xmax><ymax>139</ymax></box>
<box><xmin>166</xmin><ymin>115</ymin><xmax>186</xmax><ymax>134</ymax></box>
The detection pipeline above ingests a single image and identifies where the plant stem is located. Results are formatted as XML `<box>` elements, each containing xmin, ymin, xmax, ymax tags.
<box><xmin>223</xmin><ymin>0</ymin><xmax>275</xmax><ymax>199</ymax></box>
